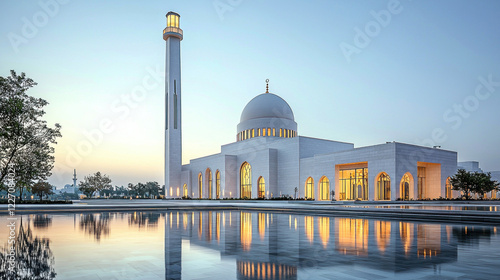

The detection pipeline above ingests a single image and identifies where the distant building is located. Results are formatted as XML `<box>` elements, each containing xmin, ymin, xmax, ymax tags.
<box><xmin>53</xmin><ymin>184</ymin><xmax>77</xmax><ymax>195</ymax></box>
<box><xmin>458</xmin><ymin>161</ymin><xmax>483</xmax><ymax>173</ymax></box>
<box><xmin>491</xmin><ymin>171</ymin><xmax>500</xmax><ymax>182</ymax></box>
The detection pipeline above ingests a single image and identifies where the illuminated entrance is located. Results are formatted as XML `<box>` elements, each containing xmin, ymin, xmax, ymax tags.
<box><xmin>305</xmin><ymin>177</ymin><xmax>314</xmax><ymax>199</ymax></box>
<box><xmin>206</xmin><ymin>168</ymin><xmax>212</xmax><ymax>199</ymax></box>
<box><xmin>400</xmin><ymin>173</ymin><xmax>412</xmax><ymax>200</ymax></box>
<box><xmin>376</xmin><ymin>173</ymin><xmax>391</xmax><ymax>200</ymax></box>
<box><xmin>319</xmin><ymin>176</ymin><xmax>330</xmax><ymax>201</ymax></box>
<box><xmin>257</xmin><ymin>176</ymin><xmax>265</xmax><ymax>198</ymax></box>
<box><xmin>216</xmin><ymin>170</ymin><xmax>221</xmax><ymax>199</ymax></box>
<box><xmin>240</xmin><ymin>162</ymin><xmax>252</xmax><ymax>198</ymax></box>
<box><xmin>339</xmin><ymin>167</ymin><xmax>368</xmax><ymax>200</ymax></box>
<box><xmin>198</xmin><ymin>173</ymin><xmax>203</xmax><ymax>198</ymax></box>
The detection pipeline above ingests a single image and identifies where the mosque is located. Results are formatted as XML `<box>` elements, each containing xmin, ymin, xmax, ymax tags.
<box><xmin>162</xmin><ymin>12</ymin><xmax>458</xmax><ymax>201</ymax></box>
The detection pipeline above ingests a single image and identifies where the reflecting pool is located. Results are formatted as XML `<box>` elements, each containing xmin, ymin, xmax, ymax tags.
<box><xmin>1</xmin><ymin>211</ymin><xmax>499</xmax><ymax>279</ymax></box>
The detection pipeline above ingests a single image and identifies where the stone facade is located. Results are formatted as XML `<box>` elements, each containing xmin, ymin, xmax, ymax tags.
<box><xmin>166</xmin><ymin>135</ymin><xmax>458</xmax><ymax>201</ymax></box>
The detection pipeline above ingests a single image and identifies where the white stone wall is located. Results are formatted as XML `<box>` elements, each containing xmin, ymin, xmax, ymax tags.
<box><xmin>224</xmin><ymin>155</ymin><xmax>237</xmax><ymax>198</ymax></box>
<box><xmin>395</xmin><ymin>143</ymin><xmax>457</xmax><ymax>199</ymax></box>
<box><xmin>181</xmin><ymin>136</ymin><xmax>457</xmax><ymax>201</ymax></box>
<box><xmin>189</xmin><ymin>153</ymin><xmax>225</xmax><ymax>198</ymax></box>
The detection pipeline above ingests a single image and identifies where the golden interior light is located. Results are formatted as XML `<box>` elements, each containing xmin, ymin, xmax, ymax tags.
<box><xmin>167</xmin><ymin>14</ymin><xmax>179</xmax><ymax>28</ymax></box>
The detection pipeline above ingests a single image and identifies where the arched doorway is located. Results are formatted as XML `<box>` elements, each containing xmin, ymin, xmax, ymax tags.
<box><xmin>216</xmin><ymin>170</ymin><xmax>221</xmax><ymax>199</ymax></box>
<box><xmin>183</xmin><ymin>183</ymin><xmax>187</xmax><ymax>198</ymax></box>
<box><xmin>206</xmin><ymin>168</ymin><xmax>212</xmax><ymax>199</ymax></box>
<box><xmin>400</xmin><ymin>173</ymin><xmax>413</xmax><ymax>201</ymax></box>
<box><xmin>240</xmin><ymin>162</ymin><xmax>252</xmax><ymax>199</ymax></box>
<box><xmin>258</xmin><ymin>176</ymin><xmax>265</xmax><ymax>198</ymax></box>
<box><xmin>198</xmin><ymin>173</ymin><xmax>203</xmax><ymax>198</ymax></box>
<box><xmin>319</xmin><ymin>176</ymin><xmax>330</xmax><ymax>201</ymax></box>
<box><xmin>305</xmin><ymin>177</ymin><xmax>314</xmax><ymax>199</ymax></box>
<box><xmin>376</xmin><ymin>172</ymin><xmax>391</xmax><ymax>200</ymax></box>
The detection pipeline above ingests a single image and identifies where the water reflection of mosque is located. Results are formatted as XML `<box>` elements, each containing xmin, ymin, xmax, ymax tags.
<box><xmin>164</xmin><ymin>211</ymin><xmax>495</xmax><ymax>279</ymax></box>
<box><xmin>165</xmin><ymin>211</ymin><xmax>491</xmax><ymax>279</ymax></box>
<box><xmin>0</xmin><ymin>213</ymin><xmax>495</xmax><ymax>279</ymax></box>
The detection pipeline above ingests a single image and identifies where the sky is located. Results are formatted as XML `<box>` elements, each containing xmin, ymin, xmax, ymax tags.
<box><xmin>1</xmin><ymin>0</ymin><xmax>499</xmax><ymax>188</ymax></box>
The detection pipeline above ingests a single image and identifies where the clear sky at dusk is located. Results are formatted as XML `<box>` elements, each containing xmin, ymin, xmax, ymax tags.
<box><xmin>1</xmin><ymin>0</ymin><xmax>499</xmax><ymax>188</ymax></box>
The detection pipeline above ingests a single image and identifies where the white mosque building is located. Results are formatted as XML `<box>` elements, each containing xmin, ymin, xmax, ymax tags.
<box><xmin>163</xmin><ymin>12</ymin><xmax>458</xmax><ymax>201</ymax></box>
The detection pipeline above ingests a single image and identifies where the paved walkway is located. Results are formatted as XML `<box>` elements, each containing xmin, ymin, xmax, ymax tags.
<box><xmin>2</xmin><ymin>199</ymin><xmax>500</xmax><ymax>225</ymax></box>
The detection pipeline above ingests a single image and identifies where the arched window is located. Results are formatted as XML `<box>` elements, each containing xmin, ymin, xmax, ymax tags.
<box><xmin>319</xmin><ymin>176</ymin><xmax>330</xmax><ymax>201</ymax></box>
<box><xmin>305</xmin><ymin>177</ymin><xmax>314</xmax><ymax>199</ymax></box>
<box><xmin>216</xmin><ymin>170</ymin><xmax>221</xmax><ymax>199</ymax></box>
<box><xmin>446</xmin><ymin>177</ymin><xmax>452</xmax><ymax>199</ymax></box>
<box><xmin>258</xmin><ymin>176</ymin><xmax>265</xmax><ymax>198</ymax></box>
<box><xmin>376</xmin><ymin>173</ymin><xmax>391</xmax><ymax>200</ymax></box>
<box><xmin>400</xmin><ymin>173</ymin><xmax>412</xmax><ymax>201</ymax></box>
<box><xmin>183</xmin><ymin>183</ymin><xmax>188</xmax><ymax>198</ymax></box>
<box><xmin>206</xmin><ymin>168</ymin><xmax>212</xmax><ymax>199</ymax></box>
<box><xmin>240</xmin><ymin>162</ymin><xmax>252</xmax><ymax>199</ymax></box>
<box><xmin>198</xmin><ymin>173</ymin><xmax>203</xmax><ymax>199</ymax></box>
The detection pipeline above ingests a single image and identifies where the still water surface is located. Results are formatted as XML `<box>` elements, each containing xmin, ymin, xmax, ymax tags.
<box><xmin>1</xmin><ymin>211</ymin><xmax>499</xmax><ymax>279</ymax></box>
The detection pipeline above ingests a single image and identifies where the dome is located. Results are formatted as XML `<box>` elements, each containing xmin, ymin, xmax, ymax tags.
<box><xmin>236</xmin><ymin>92</ymin><xmax>297</xmax><ymax>142</ymax></box>
<box><xmin>240</xmin><ymin>93</ymin><xmax>295</xmax><ymax>123</ymax></box>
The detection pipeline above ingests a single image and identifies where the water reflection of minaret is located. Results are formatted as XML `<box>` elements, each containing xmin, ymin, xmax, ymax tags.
<box><xmin>165</xmin><ymin>212</ymin><xmax>182</xmax><ymax>279</ymax></box>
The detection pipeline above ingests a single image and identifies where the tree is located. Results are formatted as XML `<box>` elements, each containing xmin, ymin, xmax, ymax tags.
<box><xmin>0</xmin><ymin>70</ymin><xmax>62</xmax><ymax>201</ymax></box>
<box><xmin>114</xmin><ymin>185</ymin><xmax>128</xmax><ymax>197</ymax></box>
<box><xmin>474</xmin><ymin>172</ymin><xmax>499</xmax><ymax>198</ymax></box>
<box><xmin>127</xmin><ymin>182</ymin><xmax>159</xmax><ymax>198</ymax></box>
<box><xmin>127</xmin><ymin>183</ymin><xmax>136</xmax><ymax>197</ymax></box>
<box><xmin>136</xmin><ymin>182</ymin><xmax>147</xmax><ymax>198</ymax></box>
<box><xmin>79</xmin><ymin>213</ymin><xmax>110</xmax><ymax>241</ymax></box>
<box><xmin>0</xmin><ymin>218</ymin><xmax>56</xmax><ymax>279</ymax></box>
<box><xmin>145</xmin><ymin>181</ymin><xmax>160</xmax><ymax>198</ymax></box>
<box><xmin>450</xmin><ymin>169</ymin><xmax>475</xmax><ymax>200</ymax></box>
<box><xmin>99</xmin><ymin>185</ymin><xmax>114</xmax><ymax>197</ymax></box>
<box><xmin>450</xmin><ymin>169</ymin><xmax>500</xmax><ymax>200</ymax></box>
<box><xmin>31</xmin><ymin>181</ymin><xmax>54</xmax><ymax>201</ymax></box>
<box><xmin>78</xmin><ymin>172</ymin><xmax>112</xmax><ymax>198</ymax></box>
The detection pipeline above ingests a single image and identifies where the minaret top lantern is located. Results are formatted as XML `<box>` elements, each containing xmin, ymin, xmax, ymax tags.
<box><xmin>163</xmin><ymin>11</ymin><xmax>183</xmax><ymax>41</ymax></box>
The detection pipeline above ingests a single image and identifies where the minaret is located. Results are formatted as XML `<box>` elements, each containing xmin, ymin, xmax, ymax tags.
<box><xmin>164</xmin><ymin>12</ymin><xmax>183</xmax><ymax>198</ymax></box>
<box><xmin>73</xmin><ymin>169</ymin><xmax>77</xmax><ymax>194</ymax></box>
<box><xmin>73</xmin><ymin>169</ymin><xmax>77</xmax><ymax>193</ymax></box>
